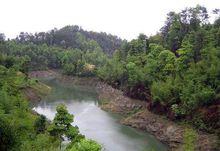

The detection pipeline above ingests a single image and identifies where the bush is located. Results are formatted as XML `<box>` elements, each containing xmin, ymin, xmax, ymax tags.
<box><xmin>151</xmin><ymin>77</ymin><xmax>180</xmax><ymax>106</ymax></box>
<box><xmin>20</xmin><ymin>134</ymin><xmax>60</xmax><ymax>151</ymax></box>
<box><xmin>183</xmin><ymin>128</ymin><xmax>197</xmax><ymax>151</ymax></box>
<box><xmin>179</xmin><ymin>81</ymin><xmax>215</xmax><ymax>115</ymax></box>
<box><xmin>34</xmin><ymin>115</ymin><xmax>47</xmax><ymax>134</ymax></box>
<box><xmin>97</xmin><ymin>59</ymin><xmax>126</xmax><ymax>85</ymax></box>
<box><xmin>68</xmin><ymin>139</ymin><xmax>102</xmax><ymax>151</ymax></box>
<box><xmin>126</xmin><ymin>62</ymin><xmax>145</xmax><ymax>86</ymax></box>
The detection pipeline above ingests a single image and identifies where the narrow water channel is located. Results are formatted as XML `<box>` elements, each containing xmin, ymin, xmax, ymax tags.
<box><xmin>33</xmin><ymin>78</ymin><xmax>167</xmax><ymax>151</ymax></box>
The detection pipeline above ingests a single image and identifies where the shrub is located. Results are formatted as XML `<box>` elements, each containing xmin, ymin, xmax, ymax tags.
<box><xmin>68</xmin><ymin>139</ymin><xmax>102</xmax><ymax>151</ymax></box>
<box><xmin>183</xmin><ymin>128</ymin><xmax>197</xmax><ymax>151</ymax></box>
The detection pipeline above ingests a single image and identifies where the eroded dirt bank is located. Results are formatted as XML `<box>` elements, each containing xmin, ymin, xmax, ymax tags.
<box><xmin>22</xmin><ymin>79</ymin><xmax>51</xmax><ymax>102</ymax></box>
<box><xmin>96</xmin><ymin>82</ymin><xmax>219</xmax><ymax>151</ymax></box>
<box><xmin>28</xmin><ymin>70</ymin><xmax>219</xmax><ymax>151</ymax></box>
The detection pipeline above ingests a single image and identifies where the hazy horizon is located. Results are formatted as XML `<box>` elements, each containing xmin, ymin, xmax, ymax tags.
<box><xmin>1</xmin><ymin>0</ymin><xmax>219</xmax><ymax>40</ymax></box>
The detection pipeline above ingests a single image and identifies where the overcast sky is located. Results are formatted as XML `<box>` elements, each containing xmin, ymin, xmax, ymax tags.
<box><xmin>0</xmin><ymin>0</ymin><xmax>219</xmax><ymax>40</ymax></box>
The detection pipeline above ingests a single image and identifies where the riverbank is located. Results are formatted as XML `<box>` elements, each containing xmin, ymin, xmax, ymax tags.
<box><xmin>96</xmin><ymin>81</ymin><xmax>219</xmax><ymax>151</ymax></box>
<box><xmin>28</xmin><ymin>70</ymin><xmax>219</xmax><ymax>151</ymax></box>
<box><xmin>22</xmin><ymin>79</ymin><xmax>51</xmax><ymax>102</ymax></box>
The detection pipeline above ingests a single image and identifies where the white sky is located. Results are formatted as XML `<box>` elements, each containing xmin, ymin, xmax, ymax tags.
<box><xmin>0</xmin><ymin>0</ymin><xmax>219</xmax><ymax>40</ymax></box>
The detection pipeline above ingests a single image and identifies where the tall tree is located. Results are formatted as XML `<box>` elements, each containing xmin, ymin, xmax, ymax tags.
<box><xmin>48</xmin><ymin>104</ymin><xmax>81</xmax><ymax>149</ymax></box>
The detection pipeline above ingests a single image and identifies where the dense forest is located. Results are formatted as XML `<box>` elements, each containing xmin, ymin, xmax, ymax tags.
<box><xmin>0</xmin><ymin>5</ymin><xmax>219</xmax><ymax>151</ymax></box>
<box><xmin>14</xmin><ymin>25</ymin><xmax>124</xmax><ymax>55</ymax></box>
<box><xmin>0</xmin><ymin>54</ymin><xmax>101</xmax><ymax>150</ymax></box>
<box><xmin>98</xmin><ymin>6</ymin><xmax>220</xmax><ymax>133</ymax></box>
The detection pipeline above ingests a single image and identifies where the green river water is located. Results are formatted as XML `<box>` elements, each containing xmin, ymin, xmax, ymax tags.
<box><xmin>33</xmin><ymin>78</ymin><xmax>167</xmax><ymax>151</ymax></box>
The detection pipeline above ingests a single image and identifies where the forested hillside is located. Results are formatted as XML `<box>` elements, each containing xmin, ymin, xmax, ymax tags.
<box><xmin>0</xmin><ymin>5</ymin><xmax>219</xmax><ymax>151</ymax></box>
<box><xmin>0</xmin><ymin>54</ymin><xmax>101</xmax><ymax>150</ymax></box>
<box><xmin>98</xmin><ymin>6</ymin><xmax>220</xmax><ymax>133</ymax></box>
<box><xmin>14</xmin><ymin>25</ymin><xmax>124</xmax><ymax>55</ymax></box>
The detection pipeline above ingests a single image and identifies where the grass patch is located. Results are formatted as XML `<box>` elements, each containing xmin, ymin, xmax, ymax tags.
<box><xmin>98</xmin><ymin>98</ymin><xmax>109</xmax><ymax>106</ymax></box>
<box><xmin>183</xmin><ymin>128</ymin><xmax>197</xmax><ymax>151</ymax></box>
<box><xmin>126</xmin><ymin>107</ymin><xmax>143</xmax><ymax>116</ymax></box>
<box><xmin>31</xmin><ymin>80</ymin><xmax>51</xmax><ymax>96</ymax></box>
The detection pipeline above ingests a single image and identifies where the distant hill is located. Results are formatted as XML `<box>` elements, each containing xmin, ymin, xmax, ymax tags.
<box><xmin>15</xmin><ymin>25</ymin><xmax>125</xmax><ymax>55</ymax></box>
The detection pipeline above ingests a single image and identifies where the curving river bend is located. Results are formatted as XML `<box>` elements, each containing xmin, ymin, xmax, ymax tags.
<box><xmin>33</xmin><ymin>78</ymin><xmax>167</xmax><ymax>151</ymax></box>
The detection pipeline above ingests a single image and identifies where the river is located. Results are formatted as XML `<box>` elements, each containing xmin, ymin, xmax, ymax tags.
<box><xmin>33</xmin><ymin>78</ymin><xmax>167</xmax><ymax>151</ymax></box>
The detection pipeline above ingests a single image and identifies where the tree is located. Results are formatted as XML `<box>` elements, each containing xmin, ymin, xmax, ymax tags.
<box><xmin>48</xmin><ymin>104</ymin><xmax>81</xmax><ymax>149</ymax></box>
<box><xmin>158</xmin><ymin>50</ymin><xmax>176</xmax><ymax>77</ymax></box>
<box><xmin>0</xmin><ymin>116</ymin><xmax>18</xmax><ymax>151</ymax></box>
<box><xmin>127</xmin><ymin>34</ymin><xmax>148</xmax><ymax>55</ymax></box>
<box><xmin>34</xmin><ymin>115</ymin><xmax>47</xmax><ymax>134</ymax></box>
<box><xmin>180</xmin><ymin>5</ymin><xmax>209</xmax><ymax>30</ymax></box>
<box><xmin>0</xmin><ymin>33</ymin><xmax>5</xmax><ymax>42</ymax></box>
<box><xmin>126</xmin><ymin>62</ymin><xmax>145</xmax><ymax>86</ymax></box>
<box><xmin>161</xmin><ymin>5</ymin><xmax>210</xmax><ymax>53</ymax></box>
<box><xmin>161</xmin><ymin>12</ymin><xmax>183</xmax><ymax>52</ymax></box>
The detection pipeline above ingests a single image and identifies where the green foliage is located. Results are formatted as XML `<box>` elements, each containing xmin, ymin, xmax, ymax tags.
<box><xmin>0</xmin><ymin>65</ymin><xmax>60</xmax><ymax>150</ymax></box>
<box><xmin>0</xmin><ymin>116</ymin><xmax>18</xmax><ymax>151</ymax></box>
<box><xmin>97</xmin><ymin>6</ymin><xmax>220</xmax><ymax>132</ymax></box>
<box><xmin>20</xmin><ymin>134</ymin><xmax>60</xmax><ymax>151</ymax></box>
<box><xmin>64</xmin><ymin>63</ymin><xmax>77</xmax><ymax>75</ymax></box>
<box><xmin>158</xmin><ymin>50</ymin><xmax>176</xmax><ymax>76</ymax></box>
<box><xmin>48</xmin><ymin>104</ymin><xmax>83</xmax><ymax>149</ymax></box>
<box><xmin>47</xmin><ymin>104</ymin><xmax>97</xmax><ymax>150</ymax></box>
<box><xmin>0</xmin><ymin>63</ymin><xmax>99</xmax><ymax>150</ymax></box>
<box><xmin>34</xmin><ymin>115</ymin><xmax>47</xmax><ymax>134</ymax></box>
<box><xmin>97</xmin><ymin>57</ymin><xmax>126</xmax><ymax>85</ymax></box>
<box><xmin>0</xmin><ymin>40</ymin><xmax>108</xmax><ymax>76</ymax></box>
<box><xmin>68</xmin><ymin>139</ymin><xmax>102</xmax><ymax>151</ymax></box>
<box><xmin>126</xmin><ymin>62</ymin><xmax>145</xmax><ymax>86</ymax></box>
<box><xmin>0</xmin><ymin>57</ymin><xmax>100</xmax><ymax>150</ymax></box>
<box><xmin>179</xmin><ymin>80</ymin><xmax>215</xmax><ymax>115</ymax></box>
<box><xmin>16</xmin><ymin>25</ymin><xmax>123</xmax><ymax>55</ymax></box>
<box><xmin>151</xmin><ymin>77</ymin><xmax>179</xmax><ymax>106</ymax></box>
<box><xmin>0</xmin><ymin>6</ymin><xmax>219</xmax><ymax>149</ymax></box>
<box><xmin>48</xmin><ymin>104</ymin><xmax>74</xmax><ymax>138</ymax></box>
<box><xmin>183</xmin><ymin>128</ymin><xmax>197</xmax><ymax>151</ymax></box>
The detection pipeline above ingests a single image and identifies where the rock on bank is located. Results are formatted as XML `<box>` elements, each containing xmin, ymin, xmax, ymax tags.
<box><xmin>96</xmin><ymin>82</ymin><xmax>218</xmax><ymax>151</ymax></box>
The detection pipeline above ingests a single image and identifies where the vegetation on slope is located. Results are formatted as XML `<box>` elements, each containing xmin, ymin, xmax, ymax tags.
<box><xmin>0</xmin><ymin>5</ymin><xmax>219</xmax><ymax>150</ymax></box>
<box><xmin>97</xmin><ymin>6</ymin><xmax>220</xmax><ymax>133</ymax></box>
<box><xmin>0</xmin><ymin>52</ymin><xmax>101</xmax><ymax>151</ymax></box>
<box><xmin>15</xmin><ymin>25</ymin><xmax>124</xmax><ymax>55</ymax></box>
